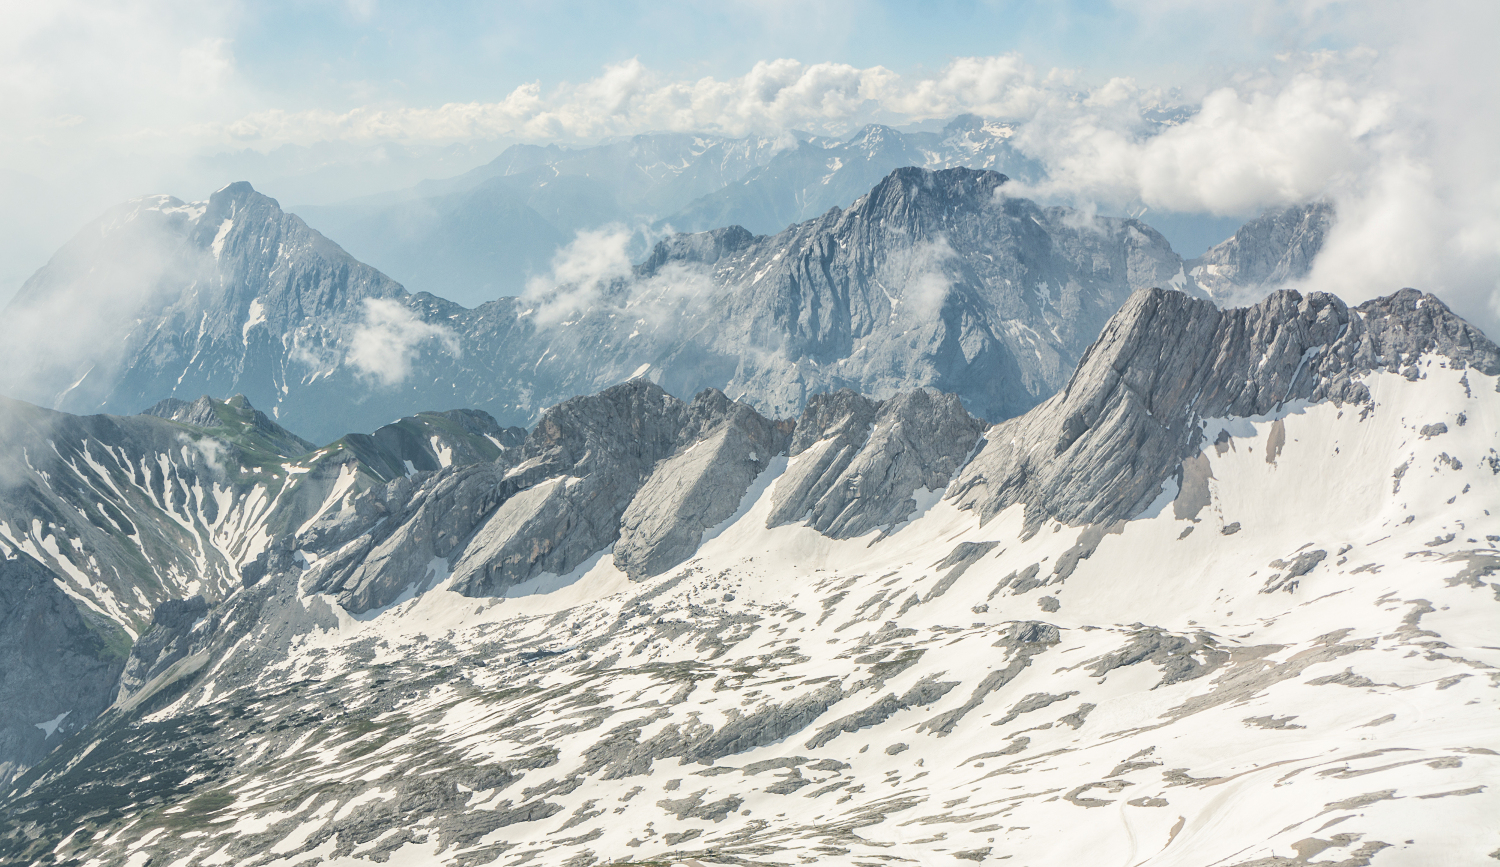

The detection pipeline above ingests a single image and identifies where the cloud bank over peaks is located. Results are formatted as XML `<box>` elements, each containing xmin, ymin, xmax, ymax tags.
<box><xmin>213</xmin><ymin>55</ymin><xmax>1057</xmax><ymax>147</ymax></box>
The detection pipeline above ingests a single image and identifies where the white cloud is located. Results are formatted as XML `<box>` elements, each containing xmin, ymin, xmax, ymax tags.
<box><xmin>523</xmin><ymin>227</ymin><xmax>635</xmax><ymax>326</ymax></box>
<box><xmin>878</xmin><ymin>239</ymin><xmax>958</xmax><ymax>320</ymax></box>
<box><xmin>1016</xmin><ymin>72</ymin><xmax>1391</xmax><ymax>216</ymax></box>
<box><xmin>203</xmin><ymin>56</ymin><xmax>1037</xmax><ymax>146</ymax></box>
<box><xmin>345</xmin><ymin>298</ymin><xmax>460</xmax><ymax>386</ymax></box>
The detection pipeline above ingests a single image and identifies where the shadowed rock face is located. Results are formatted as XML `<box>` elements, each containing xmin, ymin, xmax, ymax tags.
<box><xmin>0</xmin><ymin>554</ymin><xmax>127</xmax><ymax>790</ymax></box>
<box><xmin>615</xmin><ymin>389</ymin><xmax>793</xmax><ymax>580</ymax></box>
<box><xmin>449</xmin><ymin>379</ymin><xmax>696</xmax><ymax>595</ymax></box>
<box><xmin>303</xmin><ymin>382</ymin><xmax>992</xmax><ymax>609</ymax></box>
<box><xmin>949</xmin><ymin>286</ymin><xmax>1500</xmax><ymax>534</ymax></box>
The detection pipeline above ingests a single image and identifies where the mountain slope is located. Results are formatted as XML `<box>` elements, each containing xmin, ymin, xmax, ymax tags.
<box><xmin>0</xmin><ymin>392</ymin><xmax>521</xmax><ymax>786</ymax></box>
<box><xmin>2</xmin><ymin>286</ymin><xmax>1495</xmax><ymax>866</ymax></box>
<box><xmin>0</xmin><ymin>182</ymin><xmax>440</xmax><ymax>440</ymax></box>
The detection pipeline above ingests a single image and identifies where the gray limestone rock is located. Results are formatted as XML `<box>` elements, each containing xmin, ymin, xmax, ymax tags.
<box><xmin>1191</xmin><ymin>202</ymin><xmax>1335</xmax><ymax>305</ymax></box>
<box><xmin>804</xmin><ymin>674</ymin><xmax>958</xmax><ymax>750</ymax></box>
<box><xmin>1088</xmin><ymin>628</ymin><xmax>1229</xmax><ymax>687</ymax></box>
<box><xmin>768</xmin><ymin>388</ymin><xmax>986</xmax><ymax>539</ymax></box>
<box><xmin>685</xmin><ymin>685</ymin><xmax>844</xmax><ymax>764</ymax></box>
<box><xmin>450</xmin><ymin>380</ymin><xmax>691</xmax><ymax>596</ymax></box>
<box><xmin>615</xmin><ymin>390</ymin><xmax>792</xmax><ymax>580</ymax></box>
<box><xmin>0</xmin><ymin>554</ymin><xmax>128</xmax><ymax>790</ymax></box>
<box><xmin>949</xmin><ymin>286</ymin><xmax>1500</xmax><ymax>535</ymax></box>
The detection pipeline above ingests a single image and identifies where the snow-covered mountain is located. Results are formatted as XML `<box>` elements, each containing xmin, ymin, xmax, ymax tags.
<box><xmin>1</xmin><ymin>285</ymin><xmax>1495</xmax><ymax>865</ymax></box>
<box><xmin>0</xmin><ymin>393</ymin><xmax>520</xmax><ymax>788</ymax></box>
<box><xmin>0</xmin><ymin>167</ymin><xmax>1200</xmax><ymax>443</ymax></box>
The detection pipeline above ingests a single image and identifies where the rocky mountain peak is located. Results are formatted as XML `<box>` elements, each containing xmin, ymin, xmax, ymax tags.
<box><xmin>851</xmin><ymin>166</ymin><xmax>1009</xmax><ymax>229</ymax></box>
<box><xmin>523</xmin><ymin>378</ymin><xmax>688</xmax><ymax>477</ymax></box>
<box><xmin>950</xmin><ymin>284</ymin><xmax>1500</xmax><ymax>534</ymax></box>
<box><xmin>1190</xmin><ymin>201</ymin><xmax>1334</xmax><ymax>304</ymax></box>
<box><xmin>638</xmin><ymin>224</ymin><xmax>759</xmax><ymax>273</ymax></box>
<box><xmin>142</xmin><ymin>395</ymin><xmax>223</xmax><ymax>428</ymax></box>
<box><xmin>142</xmin><ymin>393</ymin><xmax>314</xmax><ymax>457</ymax></box>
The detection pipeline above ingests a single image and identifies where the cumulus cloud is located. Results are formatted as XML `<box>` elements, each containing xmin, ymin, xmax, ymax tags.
<box><xmin>345</xmin><ymin>298</ymin><xmax>460</xmax><ymax>386</ymax></box>
<box><xmin>522</xmin><ymin>227</ymin><xmax>635</xmax><ymax>326</ymax></box>
<box><xmin>207</xmin><ymin>55</ymin><xmax>1050</xmax><ymax>146</ymax></box>
<box><xmin>1017</xmin><ymin>73</ymin><xmax>1391</xmax><ymax>216</ymax></box>
<box><xmin>520</xmin><ymin>224</ymin><xmax>724</xmax><ymax>333</ymax></box>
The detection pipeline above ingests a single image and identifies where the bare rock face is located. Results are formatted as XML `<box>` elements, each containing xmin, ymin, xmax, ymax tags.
<box><xmin>448</xmin><ymin>380</ymin><xmax>692</xmax><ymax>596</ymax></box>
<box><xmin>949</xmin><ymin>285</ymin><xmax>1500</xmax><ymax>534</ymax></box>
<box><xmin>1190</xmin><ymin>202</ymin><xmax>1335</xmax><ymax>305</ymax></box>
<box><xmin>615</xmin><ymin>390</ymin><xmax>791</xmax><ymax>580</ymax></box>
<box><xmin>302</xmin><ymin>463</ymin><xmax>509</xmax><ymax>613</ymax></box>
<box><xmin>768</xmin><ymin>388</ymin><xmax>986</xmax><ymax>539</ymax></box>
<box><xmin>0</xmin><ymin>554</ymin><xmax>128</xmax><ymax>790</ymax></box>
<box><xmin>115</xmin><ymin>596</ymin><xmax>210</xmax><ymax>705</ymax></box>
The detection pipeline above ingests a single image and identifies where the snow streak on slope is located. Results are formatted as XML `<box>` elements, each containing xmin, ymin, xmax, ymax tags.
<box><xmin>9</xmin><ymin>363</ymin><xmax>1495</xmax><ymax>867</ymax></box>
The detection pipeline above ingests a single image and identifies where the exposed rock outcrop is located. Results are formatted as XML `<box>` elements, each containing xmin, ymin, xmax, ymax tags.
<box><xmin>0</xmin><ymin>554</ymin><xmax>128</xmax><ymax>790</ymax></box>
<box><xmin>949</xmin><ymin>286</ymin><xmax>1500</xmax><ymax>534</ymax></box>
<box><xmin>768</xmin><ymin>389</ymin><xmax>986</xmax><ymax>539</ymax></box>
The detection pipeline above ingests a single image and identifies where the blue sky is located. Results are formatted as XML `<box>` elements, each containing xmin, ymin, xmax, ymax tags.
<box><xmin>182</xmin><ymin>0</ymin><xmax>1350</xmax><ymax>112</ymax></box>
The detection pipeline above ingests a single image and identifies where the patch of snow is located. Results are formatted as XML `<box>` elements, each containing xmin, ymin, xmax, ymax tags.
<box><xmin>211</xmin><ymin>219</ymin><xmax>234</xmax><ymax>258</ymax></box>
<box><xmin>35</xmin><ymin>710</ymin><xmax>69</xmax><ymax>738</ymax></box>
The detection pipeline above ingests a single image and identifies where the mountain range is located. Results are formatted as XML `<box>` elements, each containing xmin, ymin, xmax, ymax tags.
<box><xmin>0</xmin><ymin>164</ymin><xmax>1327</xmax><ymax>445</ymax></box>
<box><xmin>1</xmin><ymin>126</ymin><xmax>1492</xmax><ymax>867</ymax></box>
<box><xmin>0</xmin><ymin>282</ymin><xmax>1494</xmax><ymax>865</ymax></box>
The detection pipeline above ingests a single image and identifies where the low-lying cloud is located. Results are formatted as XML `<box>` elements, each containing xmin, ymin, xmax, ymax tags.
<box><xmin>522</xmin><ymin>227</ymin><xmax>635</xmax><ymax>327</ymax></box>
<box><xmin>345</xmin><ymin>299</ymin><xmax>460</xmax><ymax>386</ymax></box>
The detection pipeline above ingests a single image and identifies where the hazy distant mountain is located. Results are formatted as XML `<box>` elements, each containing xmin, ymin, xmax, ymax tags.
<box><xmin>295</xmin><ymin>132</ymin><xmax>803</xmax><ymax>305</ymax></box>
<box><xmin>0</xmin><ymin>182</ymin><xmax>414</xmax><ymax>439</ymax></box>
<box><xmin>1189</xmin><ymin>201</ymin><xmax>1335</xmax><ymax>304</ymax></box>
<box><xmin>293</xmin><ymin>119</ymin><xmax>1041</xmax><ymax>305</ymax></box>
<box><xmin>664</xmin><ymin>115</ymin><xmax>1043</xmax><ymax>235</ymax></box>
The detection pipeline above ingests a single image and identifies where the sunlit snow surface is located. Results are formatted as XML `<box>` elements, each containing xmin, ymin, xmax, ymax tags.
<box><xmin>76</xmin><ymin>365</ymin><xmax>1500</xmax><ymax>866</ymax></box>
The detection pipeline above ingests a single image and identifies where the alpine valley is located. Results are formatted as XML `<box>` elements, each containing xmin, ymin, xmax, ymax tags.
<box><xmin>0</xmin><ymin>151</ymin><xmax>1496</xmax><ymax>867</ymax></box>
